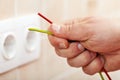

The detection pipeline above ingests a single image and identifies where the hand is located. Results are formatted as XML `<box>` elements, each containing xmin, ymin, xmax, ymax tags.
<box><xmin>48</xmin><ymin>17</ymin><xmax>120</xmax><ymax>75</ymax></box>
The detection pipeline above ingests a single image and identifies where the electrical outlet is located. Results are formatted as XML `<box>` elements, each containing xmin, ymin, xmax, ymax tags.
<box><xmin>0</xmin><ymin>14</ymin><xmax>41</xmax><ymax>73</ymax></box>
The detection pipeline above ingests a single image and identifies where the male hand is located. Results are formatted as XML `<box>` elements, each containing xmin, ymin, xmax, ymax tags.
<box><xmin>48</xmin><ymin>17</ymin><xmax>120</xmax><ymax>75</ymax></box>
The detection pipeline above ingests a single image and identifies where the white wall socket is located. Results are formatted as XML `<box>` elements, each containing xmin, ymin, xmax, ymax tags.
<box><xmin>0</xmin><ymin>14</ymin><xmax>41</xmax><ymax>73</ymax></box>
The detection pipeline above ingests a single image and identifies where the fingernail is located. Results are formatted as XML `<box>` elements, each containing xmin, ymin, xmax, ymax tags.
<box><xmin>52</xmin><ymin>23</ymin><xmax>61</xmax><ymax>33</ymax></box>
<box><xmin>59</xmin><ymin>43</ymin><xmax>67</xmax><ymax>49</ymax></box>
<box><xmin>78</xmin><ymin>43</ymin><xmax>85</xmax><ymax>51</ymax></box>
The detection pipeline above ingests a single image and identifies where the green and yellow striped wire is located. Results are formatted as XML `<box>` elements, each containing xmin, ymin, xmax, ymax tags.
<box><xmin>99</xmin><ymin>72</ymin><xmax>105</xmax><ymax>80</ymax></box>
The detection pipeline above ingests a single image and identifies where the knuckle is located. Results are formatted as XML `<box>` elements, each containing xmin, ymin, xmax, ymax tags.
<box><xmin>82</xmin><ymin>67</ymin><xmax>96</xmax><ymax>75</ymax></box>
<box><xmin>82</xmin><ymin>57</ymin><xmax>103</xmax><ymax>75</ymax></box>
<box><xmin>55</xmin><ymin>48</ymin><xmax>63</xmax><ymax>57</ymax></box>
<box><xmin>67</xmin><ymin>59</ymin><xmax>81</xmax><ymax>68</ymax></box>
<box><xmin>64</xmin><ymin>24</ymin><xmax>73</xmax><ymax>37</ymax></box>
<box><xmin>55</xmin><ymin>48</ymin><xmax>70</xmax><ymax>58</ymax></box>
<box><xmin>66</xmin><ymin>49</ymin><xmax>79</xmax><ymax>58</ymax></box>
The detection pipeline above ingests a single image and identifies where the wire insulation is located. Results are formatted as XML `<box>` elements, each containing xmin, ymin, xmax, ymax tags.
<box><xmin>38</xmin><ymin>13</ymin><xmax>53</xmax><ymax>24</ymax></box>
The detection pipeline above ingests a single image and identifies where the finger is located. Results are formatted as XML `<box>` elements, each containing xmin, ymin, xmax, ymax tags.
<box><xmin>103</xmin><ymin>53</ymin><xmax>120</xmax><ymax>72</ymax></box>
<box><xmin>55</xmin><ymin>43</ymin><xmax>85</xmax><ymax>58</ymax></box>
<box><xmin>48</xmin><ymin>23</ymin><xmax>93</xmax><ymax>41</ymax></box>
<box><xmin>82</xmin><ymin>55</ymin><xmax>105</xmax><ymax>75</ymax></box>
<box><xmin>48</xmin><ymin>35</ymin><xmax>69</xmax><ymax>49</ymax></box>
<box><xmin>67</xmin><ymin>51</ymin><xmax>97</xmax><ymax>67</ymax></box>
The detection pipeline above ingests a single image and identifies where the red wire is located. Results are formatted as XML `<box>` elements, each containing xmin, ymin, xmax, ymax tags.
<box><xmin>38</xmin><ymin>13</ymin><xmax>53</xmax><ymax>24</ymax></box>
<box><xmin>102</xmin><ymin>68</ymin><xmax>112</xmax><ymax>80</ymax></box>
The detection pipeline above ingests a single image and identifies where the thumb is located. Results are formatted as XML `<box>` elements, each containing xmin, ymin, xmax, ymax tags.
<box><xmin>48</xmin><ymin>23</ymin><xmax>93</xmax><ymax>41</ymax></box>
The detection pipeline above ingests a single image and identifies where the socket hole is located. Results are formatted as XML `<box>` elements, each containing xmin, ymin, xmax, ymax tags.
<box><xmin>3</xmin><ymin>34</ymin><xmax>16</xmax><ymax>60</ymax></box>
<box><xmin>26</xmin><ymin>31</ymin><xmax>38</xmax><ymax>52</ymax></box>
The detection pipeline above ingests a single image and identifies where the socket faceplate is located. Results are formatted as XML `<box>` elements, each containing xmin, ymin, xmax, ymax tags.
<box><xmin>0</xmin><ymin>14</ymin><xmax>41</xmax><ymax>73</ymax></box>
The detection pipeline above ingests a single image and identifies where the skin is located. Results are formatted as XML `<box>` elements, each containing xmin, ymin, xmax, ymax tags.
<box><xmin>48</xmin><ymin>17</ymin><xmax>120</xmax><ymax>75</ymax></box>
